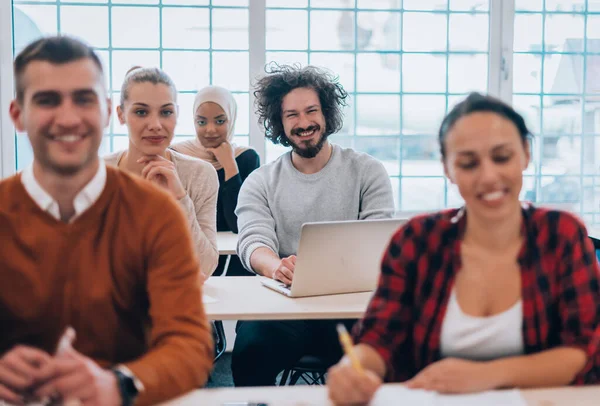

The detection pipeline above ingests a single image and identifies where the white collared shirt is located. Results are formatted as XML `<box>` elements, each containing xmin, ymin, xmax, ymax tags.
<box><xmin>21</xmin><ymin>161</ymin><xmax>107</xmax><ymax>223</ymax></box>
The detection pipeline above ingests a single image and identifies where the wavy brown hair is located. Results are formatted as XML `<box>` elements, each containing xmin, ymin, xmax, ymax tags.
<box><xmin>253</xmin><ymin>63</ymin><xmax>349</xmax><ymax>146</ymax></box>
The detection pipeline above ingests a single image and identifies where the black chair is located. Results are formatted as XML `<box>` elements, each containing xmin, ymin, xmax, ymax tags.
<box><xmin>278</xmin><ymin>355</ymin><xmax>329</xmax><ymax>386</ymax></box>
<box><xmin>213</xmin><ymin>320</ymin><xmax>227</xmax><ymax>363</ymax></box>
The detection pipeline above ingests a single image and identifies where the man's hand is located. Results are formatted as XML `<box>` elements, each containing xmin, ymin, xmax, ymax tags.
<box><xmin>271</xmin><ymin>255</ymin><xmax>296</xmax><ymax>285</ymax></box>
<box><xmin>34</xmin><ymin>349</ymin><xmax>121</xmax><ymax>406</ymax></box>
<box><xmin>0</xmin><ymin>346</ymin><xmax>51</xmax><ymax>405</ymax></box>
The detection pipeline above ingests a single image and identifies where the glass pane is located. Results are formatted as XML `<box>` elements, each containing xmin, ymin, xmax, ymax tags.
<box><xmin>267</xmin><ymin>0</ymin><xmax>307</xmax><ymax>7</ymax></box>
<box><xmin>545</xmin><ymin>0</ymin><xmax>585</xmax><ymax>12</ymax></box>
<box><xmin>513</xmin><ymin>53</ymin><xmax>542</xmax><ymax>94</ymax></box>
<box><xmin>582</xmin><ymin>177</ymin><xmax>600</xmax><ymax>213</ymax></box>
<box><xmin>16</xmin><ymin>134</ymin><xmax>34</xmax><ymax>171</ymax></box>
<box><xmin>582</xmin><ymin>138</ymin><xmax>600</xmax><ymax>171</ymax></box>
<box><xmin>163</xmin><ymin>0</ymin><xmax>209</xmax><ymax>4</ymax></box>
<box><xmin>447</xmin><ymin>183</ymin><xmax>464</xmax><ymax>208</ymax></box>
<box><xmin>212</xmin><ymin>52</ymin><xmax>249</xmax><ymax>91</ymax></box>
<box><xmin>111</xmin><ymin>136</ymin><xmax>130</xmax><ymax>152</ymax></box>
<box><xmin>515</xmin><ymin>0</ymin><xmax>543</xmax><ymax>11</ymax></box>
<box><xmin>356</xmin><ymin>95</ymin><xmax>400</xmax><ymax>136</ymax></box>
<box><xmin>13</xmin><ymin>5</ymin><xmax>57</xmax><ymax>37</ymax></box>
<box><xmin>357</xmin><ymin>11</ymin><xmax>401</xmax><ymax>51</ymax></box>
<box><xmin>513</xmin><ymin>13</ymin><xmax>543</xmax><ymax>52</ymax></box>
<box><xmin>266</xmin><ymin>142</ymin><xmax>291</xmax><ymax>163</ymax></box>
<box><xmin>355</xmin><ymin>137</ymin><xmax>400</xmax><ymax>176</ymax></box>
<box><xmin>401</xmin><ymin>177</ymin><xmax>446</xmax><ymax>211</ymax></box>
<box><xmin>310</xmin><ymin>10</ymin><xmax>353</xmax><ymax>51</ymax></box>
<box><xmin>401</xmin><ymin>136</ymin><xmax>443</xmax><ymax>176</ymax></box>
<box><xmin>357</xmin><ymin>0</ymin><xmax>400</xmax><ymax>9</ymax></box>
<box><xmin>211</xmin><ymin>0</ymin><xmax>248</xmax><ymax>5</ymax></box>
<box><xmin>309</xmin><ymin>52</ymin><xmax>355</xmax><ymax>92</ymax></box>
<box><xmin>403</xmin><ymin>12</ymin><xmax>447</xmax><ymax>52</ymax></box>
<box><xmin>403</xmin><ymin>54</ymin><xmax>447</xmax><ymax>93</ymax></box>
<box><xmin>60</xmin><ymin>6</ymin><xmax>109</xmax><ymax>48</ymax></box>
<box><xmin>403</xmin><ymin>0</ymin><xmax>448</xmax><ymax>10</ymax></box>
<box><xmin>538</xmin><ymin>176</ymin><xmax>580</xmax><ymax>212</ymax></box>
<box><xmin>449</xmin><ymin>0</ymin><xmax>489</xmax><ymax>11</ymax></box>
<box><xmin>111</xmin><ymin>50</ymin><xmax>160</xmax><ymax>90</ymax></box>
<box><xmin>543</xmin><ymin>53</ymin><xmax>583</xmax><ymax>94</ymax></box>
<box><xmin>162</xmin><ymin>8</ymin><xmax>210</xmax><ymax>49</ymax></box>
<box><xmin>233</xmin><ymin>93</ymin><xmax>250</xmax><ymax>135</ymax></box>
<box><xmin>449</xmin><ymin>13</ymin><xmax>488</xmax><ymax>52</ymax></box>
<box><xmin>513</xmin><ymin>95</ymin><xmax>542</xmax><ymax>134</ymax></box>
<box><xmin>212</xmin><ymin>8</ymin><xmax>248</xmax><ymax>50</ymax></box>
<box><xmin>312</xmin><ymin>0</ymin><xmax>356</xmax><ymax>7</ymax></box>
<box><xmin>111</xmin><ymin>7</ymin><xmax>159</xmax><ymax>48</ymax></box>
<box><xmin>162</xmin><ymin>51</ymin><xmax>210</xmax><ymax>92</ymax></box>
<box><xmin>543</xmin><ymin>135</ymin><xmax>582</xmax><ymax>175</ymax></box>
<box><xmin>583</xmin><ymin>100</ymin><xmax>600</xmax><ymax>134</ymax></box>
<box><xmin>545</xmin><ymin>14</ymin><xmax>584</xmax><ymax>53</ymax></box>
<box><xmin>175</xmin><ymin>93</ymin><xmax>197</xmax><ymax>136</ymax></box>
<box><xmin>233</xmin><ymin>136</ymin><xmax>250</xmax><ymax>146</ymax></box>
<box><xmin>541</xmin><ymin>95</ymin><xmax>582</xmax><ymax>135</ymax></box>
<box><xmin>402</xmin><ymin>95</ymin><xmax>446</xmax><ymax>134</ymax></box>
<box><xmin>112</xmin><ymin>0</ymin><xmax>158</xmax><ymax>4</ymax></box>
<box><xmin>266</xmin><ymin>10</ymin><xmax>308</xmax><ymax>50</ymax></box>
<box><xmin>266</xmin><ymin>52</ymin><xmax>308</xmax><ymax>66</ymax></box>
<box><xmin>447</xmin><ymin>54</ymin><xmax>488</xmax><ymax>93</ymax></box>
<box><xmin>357</xmin><ymin>53</ymin><xmax>400</xmax><ymax>93</ymax></box>
<box><xmin>587</xmin><ymin>16</ymin><xmax>600</xmax><ymax>53</ymax></box>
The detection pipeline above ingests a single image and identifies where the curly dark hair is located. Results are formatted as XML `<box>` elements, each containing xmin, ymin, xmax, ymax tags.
<box><xmin>253</xmin><ymin>63</ymin><xmax>349</xmax><ymax>146</ymax></box>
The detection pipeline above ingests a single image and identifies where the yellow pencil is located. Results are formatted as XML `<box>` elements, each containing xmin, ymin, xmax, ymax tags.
<box><xmin>336</xmin><ymin>323</ymin><xmax>364</xmax><ymax>373</ymax></box>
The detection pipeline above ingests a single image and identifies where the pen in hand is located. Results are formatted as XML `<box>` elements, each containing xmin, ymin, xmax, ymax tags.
<box><xmin>336</xmin><ymin>324</ymin><xmax>364</xmax><ymax>374</ymax></box>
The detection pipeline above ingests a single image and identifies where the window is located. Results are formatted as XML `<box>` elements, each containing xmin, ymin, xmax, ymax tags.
<box><xmin>513</xmin><ymin>0</ymin><xmax>600</xmax><ymax>224</ymax></box>
<box><xmin>3</xmin><ymin>0</ymin><xmax>600</xmax><ymax>221</ymax></box>
<box><xmin>264</xmin><ymin>0</ymin><xmax>490</xmax><ymax>211</ymax></box>
<box><xmin>11</xmin><ymin>0</ymin><xmax>250</xmax><ymax>171</ymax></box>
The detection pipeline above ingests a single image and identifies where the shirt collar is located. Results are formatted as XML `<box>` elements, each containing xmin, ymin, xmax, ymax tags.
<box><xmin>21</xmin><ymin>161</ymin><xmax>107</xmax><ymax>223</ymax></box>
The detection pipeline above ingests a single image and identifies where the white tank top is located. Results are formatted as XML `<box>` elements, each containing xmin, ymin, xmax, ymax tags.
<box><xmin>440</xmin><ymin>289</ymin><xmax>524</xmax><ymax>360</ymax></box>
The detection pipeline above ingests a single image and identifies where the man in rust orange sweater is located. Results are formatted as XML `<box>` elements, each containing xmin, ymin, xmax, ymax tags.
<box><xmin>0</xmin><ymin>36</ymin><xmax>213</xmax><ymax>406</ymax></box>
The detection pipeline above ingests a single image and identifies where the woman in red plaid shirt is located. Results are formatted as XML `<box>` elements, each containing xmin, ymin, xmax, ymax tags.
<box><xmin>328</xmin><ymin>93</ymin><xmax>600</xmax><ymax>404</ymax></box>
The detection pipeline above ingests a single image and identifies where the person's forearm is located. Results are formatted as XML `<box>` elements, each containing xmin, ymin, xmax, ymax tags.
<box><xmin>489</xmin><ymin>347</ymin><xmax>587</xmax><ymax>388</ymax></box>
<box><xmin>340</xmin><ymin>344</ymin><xmax>387</xmax><ymax>379</ymax></box>
<box><xmin>249</xmin><ymin>247</ymin><xmax>281</xmax><ymax>277</ymax></box>
<box><xmin>222</xmin><ymin>159</ymin><xmax>239</xmax><ymax>182</ymax></box>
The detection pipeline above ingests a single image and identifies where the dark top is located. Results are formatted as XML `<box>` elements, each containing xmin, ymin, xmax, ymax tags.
<box><xmin>214</xmin><ymin>149</ymin><xmax>260</xmax><ymax>276</ymax></box>
<box><xmin>355</xmin><ymin>204</ymin><xmax>600</xmax><ymax>384</ymax></box>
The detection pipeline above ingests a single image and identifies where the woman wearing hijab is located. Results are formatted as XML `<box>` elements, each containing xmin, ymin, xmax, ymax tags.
<box><xmin>172</xmin><ymin>86</ymin><xmax>260</xmax><ymax>276</ymax></box>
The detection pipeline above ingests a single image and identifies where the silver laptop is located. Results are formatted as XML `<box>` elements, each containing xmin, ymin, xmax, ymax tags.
<box><xmin>261</xmin><ymin>218</ymin><xmax>407</xmax><ymax>297</ymax></box>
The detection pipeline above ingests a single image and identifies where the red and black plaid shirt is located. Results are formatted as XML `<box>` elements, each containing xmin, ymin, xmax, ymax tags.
<box><xmin>355</xmin><ymin>205</ymin><xmax>600</xmax><ymax>384</ymax></box>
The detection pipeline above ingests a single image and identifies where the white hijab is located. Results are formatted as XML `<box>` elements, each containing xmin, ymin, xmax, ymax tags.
<box><xmin>171</xmin><ymin>86</ymin><xmax>249</xmax><ymax>171</ymax></box>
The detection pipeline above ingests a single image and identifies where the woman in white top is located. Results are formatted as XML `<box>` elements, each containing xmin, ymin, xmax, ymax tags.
<box><xmin>104</xmin><ymin>67</ymin><xmax>219</xmax><ymax>277</ymax></box>
<box><xmin>327</xmin><ymin>93</ymin><xmax>600</xmax><ymax>404</ymax></box>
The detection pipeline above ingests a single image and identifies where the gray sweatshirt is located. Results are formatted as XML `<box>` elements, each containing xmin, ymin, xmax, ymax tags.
<box><xmin>236</xmin><ymin>144</ymin><xmax>395</xmax><ymax>272</ymax></box>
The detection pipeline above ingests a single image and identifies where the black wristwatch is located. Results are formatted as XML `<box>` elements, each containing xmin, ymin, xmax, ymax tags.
<box><xmin>112</xmin><ymin>367</ymin><xmax>142</xmax><ymax>406</ymax></box>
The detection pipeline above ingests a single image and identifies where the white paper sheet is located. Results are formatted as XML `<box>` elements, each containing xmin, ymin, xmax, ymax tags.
<box><xmin>371</xmin><ymin>387</ymin><xmax>526</xmax><ymax>406</ymax></box>
<box><xmin>437</xmin><ymin>389</ymin><xmax>527</xmax><ymax>406</ymax></box>
<box><xmin>203</xmin><ymin>294</ymin><xmax>217</xmax><ymax>304</ymax></box>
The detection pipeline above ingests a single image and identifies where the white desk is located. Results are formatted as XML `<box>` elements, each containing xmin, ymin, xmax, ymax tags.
<box><xmin>217</xmin><ymin>231</ymin><xmax>238</xmax><ymax>255</ymax></box>
<box><xmin>162</xmin><ymin>384</ymin><xmax>600</xmax><ymax>406</ymax></box>
<box><xmin>202</xmin><ymin>276</ymin><xmax>373</xmax><ymax>321</ymax></box>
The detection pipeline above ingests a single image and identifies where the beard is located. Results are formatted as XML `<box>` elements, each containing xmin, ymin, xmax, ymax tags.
<box><xmin>287</xmin><ymin>125</ymin><xmax>328</xmax><ymax>159</ymax></box>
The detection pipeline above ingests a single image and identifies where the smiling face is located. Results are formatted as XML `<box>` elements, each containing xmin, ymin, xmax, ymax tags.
<box><xmin>9</xmin><ymin>58</ymin><xmax>111</xmax><ymax>176</ymax></box>
<box><xmin>281</xmin><ymin>87</ymin><xmax>327</xmax><ymax>159</ymax></box>
<box><xmin>443</xmin><ymin>112</ymin><xmax>530</xmax><ymax>222</ymax></box>
<box><xmin>117</xmin><ymin>82</ymin><xmax>177</xmax><ymax>155</ymax></box>
<box><xmin>195</xmin><ymin>101</ymin><xmax>229</xmax><ymax>148</ymax></box>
